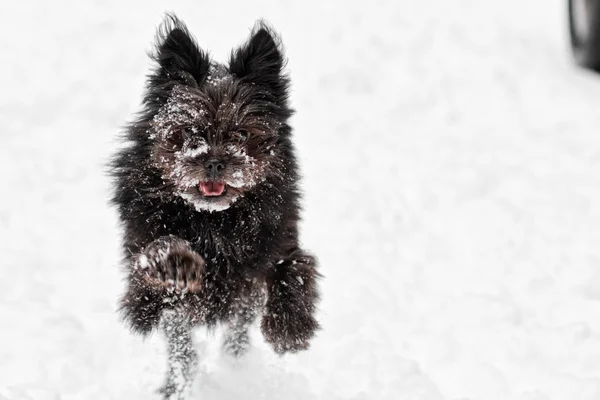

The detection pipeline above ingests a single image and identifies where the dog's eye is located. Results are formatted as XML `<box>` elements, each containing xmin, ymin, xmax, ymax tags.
<box><xmin>231</xmin><ymin>129</ymin><xmax>249</xmax><ymax>144</ymax></box>
<box><xmin>169</xmin><ymin>126</ymin><xmax>193</xmax><ymax>145</ymax></box>
<box><xmin>184</xmin><ymin>137</ymin><xmax>207</xmax><ymax>152</ymax></box>
<box><xmin>181</xmin><ymin>126</ymin><xmax>193</xmax><ymax>141</ymax></box>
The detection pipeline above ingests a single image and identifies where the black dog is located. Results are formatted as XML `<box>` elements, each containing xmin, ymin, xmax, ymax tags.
<box><xmin>110</xmin><ymin>14</ymin><xmax>320</xmax><ymax>399</ymax></box>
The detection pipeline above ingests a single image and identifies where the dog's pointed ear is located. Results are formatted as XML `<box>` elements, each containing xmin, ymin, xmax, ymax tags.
<box><xmin>150</xmin><ymin>14</ymin><xmax>210</xmax><ymax>87</ymax></box>
<box><xmin>229</xmin><ymin>22</ymin><xmax>289</xmax><ymax>102</ymax></box>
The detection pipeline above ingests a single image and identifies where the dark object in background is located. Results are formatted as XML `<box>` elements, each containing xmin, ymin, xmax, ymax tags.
<box><xmin>109</xmin><ymin>14</ymin><xmax>320</xmax><ymax>399</ymax></box>
<box><xmin>569</xmin><ymin>0</ymin><xmax>600</xmax><ymax>70</ymax></box>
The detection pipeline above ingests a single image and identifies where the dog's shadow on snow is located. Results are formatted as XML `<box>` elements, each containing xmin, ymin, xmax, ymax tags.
<box><xmin>190</xmin><ymin>328</ymin><xmax>316</xmax><ymax>400</ymax></box>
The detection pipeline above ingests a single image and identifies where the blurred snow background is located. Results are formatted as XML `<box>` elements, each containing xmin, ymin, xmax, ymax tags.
<box><xmin>2</xmin><ymin>0</ymin><xmax>600</xmax><ymax>399</ymax></box>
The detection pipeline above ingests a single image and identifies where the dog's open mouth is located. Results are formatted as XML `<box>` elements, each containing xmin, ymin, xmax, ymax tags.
<box><xmin>199</xmin><ymin>181</ymin><xmax>226</xmax><ymax>197</ymax></box>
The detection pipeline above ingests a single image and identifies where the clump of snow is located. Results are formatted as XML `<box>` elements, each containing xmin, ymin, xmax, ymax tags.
<box><xmin>179</xmin><ymin>141</ymin><xmax>209</xmax><ymax>159</ymax></box>
<box><xmin>149</xmin><ymin>86</ymin><xmax>208</xmax><ymax>142</ymax></box>
<box><xmin>225</xmin><ymin>143</ymin><xmax>250</xmax><ymax>160</ymax></box>
<box><xmin>167</xmin><ymin>163</ymin><xmax>201</xmax><ymax>189</ymax></box>
<box><xmin>179</xmin><ymin>191</ymin><xmax>240</xmax><ymax>213</ymax></box>
<box><xmin>138</xmin><ymin>254</ymin><xmax>149</xmax><ymax>269</ymax></box>
<box><xmin>205</xmin><ymin>64</ymin><xmax>231</xmax><ymax>87</ymax></box>
<box><xmin>228</xmin><ymin>170</ymin><xmax>245</xmax><ymax>188</ymax></box>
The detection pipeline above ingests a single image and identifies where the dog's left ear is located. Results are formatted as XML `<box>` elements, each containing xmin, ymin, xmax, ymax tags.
<box><xmin>229</xmin><ymin>22</ymin><xmax>289</xmax><ymax>103</ymax></box>
<box><xmin>150</xmin><ymin>14</ymin><xmax>210</xmax><ymax>88</ymax></box>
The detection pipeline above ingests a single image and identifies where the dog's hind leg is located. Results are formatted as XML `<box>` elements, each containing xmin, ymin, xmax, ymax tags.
<box><xmin>222</xmin><ymin>287</ymin><xmax>264</xmax><ymax>357</ymax></box>
<box><xmin>160</xmin><ymin>310</ymin><xmax>197</xmax><ymax>400</ymax></box>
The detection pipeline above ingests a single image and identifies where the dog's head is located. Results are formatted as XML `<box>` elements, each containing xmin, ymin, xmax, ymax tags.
<box><xmin>142</xmin><ymin>15</ymin><xmax>292</xmax><ymax>212</ymax></box>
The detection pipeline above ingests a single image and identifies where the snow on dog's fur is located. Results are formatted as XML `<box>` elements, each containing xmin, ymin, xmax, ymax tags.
<box><xmin>110</xmin><ymin>14</ymin><xmax>320</xmax><ymax>398</ymax></box>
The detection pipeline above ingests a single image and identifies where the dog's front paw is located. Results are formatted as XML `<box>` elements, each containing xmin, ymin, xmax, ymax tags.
<box><xmin>261</xmin><ymin>253</ymin><xmax>320</xmax><ymax>354</ymax></box>
<box><xmin>135</xmin><ymin>236</ymin><xmax>205</xmax><ymax>293</ymax></box>
<box><xmin>261</xmin><ymin>306</ymin><xmax>318</xmax><ymax>354</ymax></box>
<box><xmin>261</xmin><ymin>273</ymin><xmax>319</xmax><ymax>354</ymax></box>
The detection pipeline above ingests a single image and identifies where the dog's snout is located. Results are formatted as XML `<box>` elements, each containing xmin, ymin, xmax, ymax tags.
<box><xmin>205</xmin><ymin>158</ymin><xmax>226</xmax><ymax>177</ymax></box>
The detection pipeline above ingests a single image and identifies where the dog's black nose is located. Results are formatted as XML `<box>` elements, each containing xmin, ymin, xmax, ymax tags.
<box><xmin>205</xmin><ymin>158</ymin><xmax>226</xmax><ymax>177</ymax></box>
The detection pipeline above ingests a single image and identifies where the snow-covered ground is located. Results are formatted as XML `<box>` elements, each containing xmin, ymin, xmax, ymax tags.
<box><xmin>2</xmin><ymin>0</ymin><xmax>600</xmax><ymax>398</ymax></box>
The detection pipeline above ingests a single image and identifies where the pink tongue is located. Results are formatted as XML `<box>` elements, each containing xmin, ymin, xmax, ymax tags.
<box><xmin>200</xmin><ymin>182</ymin><xmax>225</xmax><ymax>196</ymax></box>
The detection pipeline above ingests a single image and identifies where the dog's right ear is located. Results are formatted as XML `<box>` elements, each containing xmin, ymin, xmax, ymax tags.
<box><xmin>149</xmin><ymin>14</ymin><xmax>210</xmax><ymax>88</ymax></box>
<box><xmin>229</xmin><ymin>22</ymin><xmax>289</xmax><ymax>104</ymax></box>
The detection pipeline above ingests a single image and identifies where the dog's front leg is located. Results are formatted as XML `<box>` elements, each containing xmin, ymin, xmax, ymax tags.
<box><xmin>261</xmin><ymin>250</ymin><xmax>320</xmax><ymax>354</ymax></box>
<box><xmin>119</xmin><ymin>235</ymin><xmax>205</xmax><ymax>335</ymax></box>
<box><xmin>160</xmin><ymin>310</ymin><xmax>197</xmax><ymax>400</ymax></box>
<box><xmin>120</xmin><ymin>236</ymin><xmax>204</xmax><ymax>398</ymax></box>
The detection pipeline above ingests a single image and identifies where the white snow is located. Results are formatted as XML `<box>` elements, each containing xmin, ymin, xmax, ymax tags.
<box><xmin>138</xmin><ymin>254</ymin><xmax>150</xmax><ymax>269</ymax></box>
<box><xmin>206</xmin><ymin>65</ymin><xmax>231</xmax><ymax>87</ymax></box>
<box><xmin>228</xmin><ymin>169</ymin><xmax>251</xmax><ymax>189</ymax></box>
<box><xmin>178</xmin><ymin>141</ymin><xmax>209</xmax><ymax>159</ymax></box>
<box><xmin>150</xmin><ymin>86</ymin><xmax>208</xmax><ymax>141</ymax></box>
<box><xmin>178</xmin><ymin>191</ymin><xmax>240</xmax><ymax>213</ymax></box>
<box><xmin>2</xmin><ymin>0</ymin><xmax>600</xmax><ymax>399</ymax></box>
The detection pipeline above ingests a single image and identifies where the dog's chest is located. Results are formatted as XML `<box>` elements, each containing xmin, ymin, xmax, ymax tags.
<box><xmin>185</xmin><ymin>216</ymin><xmax>265</xmax><ymax>270</ymax></box>
<box><xmin>147</xmin><ymin>200</ymin><xmax>278</xmax><ymax>271</ymax></box>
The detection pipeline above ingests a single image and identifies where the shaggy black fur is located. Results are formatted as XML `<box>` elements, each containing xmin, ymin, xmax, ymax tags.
<box><xmin>109</xmin><ymin>13</ymin><xmax>320</xmax><ymax>398</ymax></box>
